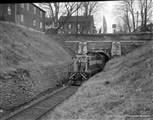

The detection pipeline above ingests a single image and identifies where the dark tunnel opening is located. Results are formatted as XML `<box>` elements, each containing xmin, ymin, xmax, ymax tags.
<box><xmin>96</xmin><ymin>52</ymin><xmax>110</xmax><ymax>62</ymax></box>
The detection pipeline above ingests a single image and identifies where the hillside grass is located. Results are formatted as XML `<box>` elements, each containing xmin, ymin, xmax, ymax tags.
<box><xmin>42</xmin><ymin>38</ymin><xmax>153</xmax><ymax>120</ymax></box>
<box><xmin>0</xmin><ymin>22</ymin><xmax>72</xmax><ymax>110</ymax></box>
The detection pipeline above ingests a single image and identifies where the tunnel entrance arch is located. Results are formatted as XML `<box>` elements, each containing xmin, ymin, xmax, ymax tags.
<box><xmin>96</xmin><ymin>51</ymin><xmax>110</xmax><ymax>62</ymax></box>
<box><xmin>89</xmin><ymin>48</ymin><xmax>111</xmax><ymax>61</ymax></box>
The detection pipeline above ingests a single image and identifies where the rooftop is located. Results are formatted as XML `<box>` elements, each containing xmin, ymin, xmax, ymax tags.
<box><xmin>33</xmin><ymin>3</ymin><xmax>46</xmax><ymax>13</ymax></box>
<box><xmin>59</xmin><ymin>15</ymin><xmax>94</xmax><ymax>23</ymax></box>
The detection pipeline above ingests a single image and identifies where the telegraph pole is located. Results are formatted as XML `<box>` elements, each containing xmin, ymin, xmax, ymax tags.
<box><xmin>76</xmin><ymin>2</ymin><xmax>78</xmax><ymax>38</ymax></box>
<box><xmin>136</xmin><ymin>11</ymin><xmax>138</xmax><ymax>28</ymax></box>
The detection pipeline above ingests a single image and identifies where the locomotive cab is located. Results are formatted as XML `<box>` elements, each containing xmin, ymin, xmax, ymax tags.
<box><xmin>69</xmin><ymin>54</ymin><xmax>89</xmax><ymax>86</ymax></box>
<box><xmin>69</xmin><ymin>51</ymin><xmax>108</xmax><ymax>86</ymax></box>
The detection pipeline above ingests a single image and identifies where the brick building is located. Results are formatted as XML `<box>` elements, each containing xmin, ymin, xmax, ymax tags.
<box><xmin>58</xmin><ymin>15</ymin><xmax>96</xmax><ymax>34</ymax></box>
<box><xmin>0</xmin><ymin>3</ymin><xmax>45</xmax><ymax>32</ymax></box>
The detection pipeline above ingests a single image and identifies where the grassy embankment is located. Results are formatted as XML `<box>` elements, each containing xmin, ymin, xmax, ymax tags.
<box><xmin>43</xmin><ymin>37</ymin><xmax>153</xmax><ymax>120</ymax></box>
<box><xmin>0</xmin><ymin>22</ymin><xmax>72</xmax><ymax>110</ymax></box>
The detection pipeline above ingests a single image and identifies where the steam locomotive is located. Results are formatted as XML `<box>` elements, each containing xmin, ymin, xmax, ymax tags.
<box><xmin>68</xmin><ymin>51</ymin><xmax>109</xmax><ymax>86</ymax></box>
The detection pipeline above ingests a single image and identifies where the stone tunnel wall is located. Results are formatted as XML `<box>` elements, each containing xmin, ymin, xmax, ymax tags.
<box><xmin>87</xmin><ymin>42</ymin><xmax>112</xmax><ymax>50</ymax></box>
<box><xmin>62</xmin><ymin>32</ymin><xmax>153</xmax><ymax>41</ymax></box>
<box><xmin>63</xmin><ymin>33</ymin><xmax>151</xmax><ymax>56</ymax></box>
<box><xmin>65</xmin><ymin>41</ymin><xmax>146</xmax><ymax>56</ymax></box>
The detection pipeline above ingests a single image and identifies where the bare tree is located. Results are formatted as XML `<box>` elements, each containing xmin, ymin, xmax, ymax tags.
<box><xmin>114</xmin><ymin>1</ymin><xmax>132</xmax><ymax>32</ymax></box>
<box><xmin>64</xmin><ymin>2</ymin><xmax>82</xmax><ymax>16</ymax></box>
<box><xmin>124</xmin><ymin>3</ymin><xmax>133</xmax><ymax>32</ymax></box>
<box><xmin>123</xmin><ymin>0</ymin><xmax>136</xmax><ymax>31</ymax></box>
<box><xmin>39</xmin><ymin>2</ymin><xmax>82</xmax><ymax>29</ymax></box>
<box><xmin>82</xmin><ymin>2</ymin><xmax>98</xmax><ymax>16</ymax></box>
<box><xmin>49</xmin><ymin>3</ymin><xmax>60</xmax><ymax>27</ymax></box>
<box><xmin>39</xmin><ymin>3</ymin><xmax>61</xmax><ymax>27</ymax></box>
<box><xmin>115</xmin><ymin>0</ymin><xmax>153</xmax><ymax>33</ymax></box>
<box><xmin>57</xmin><ymin>2</ymin><xmax>82</xmax><ymax>29</ymax></box>
<box><xmin>122</xmin><ymin>15</ymin><xmax>132</xmax><ymax>33</ymax></box>
<box><xmin>138</xmin><ymin>0</ymin><xmax>153</xmax><ymax>26</ymax></box>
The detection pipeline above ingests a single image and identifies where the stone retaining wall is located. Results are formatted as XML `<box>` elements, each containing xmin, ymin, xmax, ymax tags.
<box><xmin>63</xmin><ymin>34</ymin><xmax>150</xmax><ymax>56</ymax></box>
<box><xmin>60</xmin><ymin>33</ymin><xmax>153</xmax><ymax>41</ymax></box>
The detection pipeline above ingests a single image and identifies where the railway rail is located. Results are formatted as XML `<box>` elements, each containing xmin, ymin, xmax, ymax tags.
<box><xmin>0</xmin><ymin>50</ymin><xmax>108</xmax><ymax>120</ymax></box>
<box><xmin>1</xmin><ymin>86</ymin><xmax>78</xmax><ymax>120</ymax></box>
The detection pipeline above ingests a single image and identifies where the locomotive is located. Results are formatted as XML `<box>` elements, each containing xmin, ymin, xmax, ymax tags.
<box><xmin>68</xmin><ymin>51</ymin><xmax>109</xmax><ymax>86</ymax></box>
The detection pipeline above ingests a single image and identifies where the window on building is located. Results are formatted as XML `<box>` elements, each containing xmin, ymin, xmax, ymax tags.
<box><xmin>40</xmin><ymin>11</ymin><xmax>42</xmax><ymax>18</ymax></box>
<box><xmin>34</xmin><ymin>7</ymin><xmax>36</xmax><ymax>14</ymax></box>
<box><xmin>8</xmin><ymin>6</ymin><xmax>11</xmax><ymax>15</ymax></box>
<box><xmin>68</xmin><ymin>24</ymin><xmax>72</xmax><ymax>29</ymax></box>
<box><xmin>58</xmin><ymin>30</ymin><xmax>61</xmax><ymax>34</ymax></box>
<box><xmin>33</xmin><ymin>20</ymin><xmax>36</xmax><ymax>26</ymax></box>
<box><xmin>77</xmin><ymin>24</ymin><xmax>80</xmax><ymax>29</ymax></box>
<box><xmin>21</xmin><ymin>14</ymin><xmax>24</xmax><ymax>22</ymax></box>
<box><xmin>21</xmin><ymin>4</ymin><xmax>24</xmax><ymax>8</ymax></box>
<box><xmin>40</xmin><ymin>22</ymin><xmax>42</xmax><ymax>29</ymax></box>
<box><xmin>61</xmin><ymin>25</ymin><xmax>64</xmax><ymax>29</ymax></box>
<box><xmin>27</xmin><ymin>3</ymin><xmax>29</xmax><ymax>11</ymax></box>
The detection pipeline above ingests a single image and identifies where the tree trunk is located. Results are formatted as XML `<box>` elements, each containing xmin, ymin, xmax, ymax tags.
<box><xmin>141</xmin><ymin>10</ymin><xmax>144</xmax><ymax>26</ymax></box>
<box><xmin>131</xmin><ymin>11</ymin><xmax>136</xmax><ymax>31</ymax></box>
<box><xmin>144</xmin><ymin>0</ymin><xmax>147</xmax><ymax>27</ymax></box>
<box><xmin>126</xmin><ymin>14</ymin><xmax>131</xmax><ymax>33</ymax></box>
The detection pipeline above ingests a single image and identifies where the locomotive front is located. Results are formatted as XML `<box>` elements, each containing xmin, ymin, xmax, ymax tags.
<box><xmin>68</xmin><ymin>51</ymin><xmax>107</xmax><ymax>86</ymax></box>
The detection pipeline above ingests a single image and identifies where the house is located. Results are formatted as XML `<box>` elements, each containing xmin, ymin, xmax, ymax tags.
<box><xmin>112</xmin><ymin>24</ymin><xmax>117</xmax><ymax>33</ymax></box>
<box><xmin>0</xmin><ymin>3</ymin><xmax>46</xmax><ymax>32</ymax></box>
<box><xmin>58</xmin><ymin>15</ymin><xmax>95</xmax><ymax>34</ymax></box>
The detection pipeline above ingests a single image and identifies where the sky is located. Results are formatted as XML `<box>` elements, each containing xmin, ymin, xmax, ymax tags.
<box><xmin>94</xmin><ymin>1</ymin><xmax>121</xmax><ymax>33</ymax></box>
<box><xmin>71</xmin><ymin>1</ymin><xmax>121</xmax><ymax>33</ymax></box>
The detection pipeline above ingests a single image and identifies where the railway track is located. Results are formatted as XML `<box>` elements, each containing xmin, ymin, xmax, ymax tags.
<box><xmin>0</xmin><ymin>49</ymin><xmax>108</xmax><ymax>120</ymax></box>
<box><xmin>1</xmin><ymin>86</ymin><xmax>78</xmax><ymax>120</ymax></box>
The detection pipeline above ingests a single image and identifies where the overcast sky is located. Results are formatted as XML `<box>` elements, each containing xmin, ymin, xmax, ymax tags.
<box><xmin>71</xmin><ymin>1</ymin><xmax>121</xmax><ymax>33</ymax></box>
<box><xmin>94</xmin><ymin>1</ymin><xmax>121</xmax><ymax>33</ymax></box>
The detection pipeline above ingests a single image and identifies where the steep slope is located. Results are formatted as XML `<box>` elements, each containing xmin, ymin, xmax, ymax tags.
<box><xmin>0</xmin><ymin>22</ymin><xmax>72</xmax><ymax>110</ymax></box>
<box><xmin>45</xmin><ymin>40</ymin><xmax>153</xmax><ymax>120</ymax></box>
